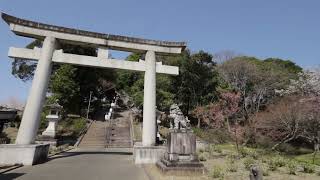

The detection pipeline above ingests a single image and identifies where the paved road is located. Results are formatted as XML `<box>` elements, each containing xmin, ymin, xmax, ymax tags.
<box><xmin>0</xmin><ymin>148</ymin><xmax>148</xmax><ymax>180</ymax></box>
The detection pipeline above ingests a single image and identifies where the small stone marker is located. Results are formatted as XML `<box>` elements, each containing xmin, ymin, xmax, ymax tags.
<box><xmin>249</xmin><ymin>165</ymin><xmax>263</xmax><ymax>180</ymax></box>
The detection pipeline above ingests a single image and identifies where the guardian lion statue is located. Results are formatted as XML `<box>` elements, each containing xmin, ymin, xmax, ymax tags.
<box><xmin>169</xmin><ymin>104</ymin><xmax>191</xmax><ymax>130</ymax></box>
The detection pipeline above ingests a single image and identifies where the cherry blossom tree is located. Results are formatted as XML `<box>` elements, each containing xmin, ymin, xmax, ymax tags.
<box><xmin>278</xmin><ymin>67</ymin><xmax>320</xmax><ymax>96</ymax></box>
<box><xmin>255</xmin><ymin>95</ymin><xmax>320</xmax><ymax>155</ymax></box>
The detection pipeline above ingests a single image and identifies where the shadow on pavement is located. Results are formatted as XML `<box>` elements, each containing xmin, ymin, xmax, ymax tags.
<box><xmin>0</xmin><ymin>173</ymin><xmax>25</xmax><ymax>180</ymax></box>
<box><xmin>48</xmin><ymin>151</ymin><xmax>132</xmax><ymax>161</ymax></box>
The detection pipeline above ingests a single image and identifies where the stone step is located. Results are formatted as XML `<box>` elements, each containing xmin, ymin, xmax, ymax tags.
<box><xmin>79</xmin><ymin>143</ymin><xmax>106</xmax><ymax>146</ymax></box>
<box><xmin>79</xmin><ymin>144</ymin><xmax>106</xmax><ymax>147</ymax></box>
<box><xmin>78</xmin><ymin>142</ymin><xmax>105</xmax><ymax>145</ymax></box>
<box><xmin>107</xmin><ymin>137</ymin><xmax>131</xmax><ymax>141</ymax></box>
<box><xmin>78</xmin><ymin>121</ymin><xmax>107</xmax><ymax>148</ymax></box>
<box><xmin>106</xmin><ymin>142</ymin><xmax>132</xmax><ymax>146</ymax></box>
<box><xmin>78</xmin><ymin>145</ymin><xmax>106</xmax><ymax>148</ymax></box>
<box><xmin>82</xmin><ymin>135</ymin><xmax>106</xmax><ymax>138</ymax></box>
<box><xmin>106</xmin><ymin>144</ymin><xmax>131</xmax><ymax>148</ymax></box>
<box><xmin>82</xmin><ymin>136</ymin><xmax>106</xmax><ymax>138</ymax></box>
<box><xmin>82</xmin><ymin>139</ymin><xmax>105</xmax><ymax>141</ymax></box>
<box><xmin>80</xmin><ymin>140</ymin><xmax>105</xmax><ymax>142</ymax></box>
<box><xmin>79</xmin><ymin>108</ymin><xmax>133</xmax><ymax>148</ymax></box>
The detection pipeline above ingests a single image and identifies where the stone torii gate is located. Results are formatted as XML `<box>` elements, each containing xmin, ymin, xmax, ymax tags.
<box><xmin>0</xmin><ymin>13</ymin><xmax>186</xmax><ymax>165</ymax></box>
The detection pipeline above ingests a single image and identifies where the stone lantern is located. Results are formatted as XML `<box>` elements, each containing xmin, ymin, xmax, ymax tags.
<box><xmin>42</xmin><ymin>102</ymin><xmax>63</xmax><ymax>138</ymax></box>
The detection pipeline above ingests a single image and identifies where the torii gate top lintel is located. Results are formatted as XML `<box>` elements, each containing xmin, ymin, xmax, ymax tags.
<box><xmin>1</xmin><ymin>12</ymin><xmax>186</xmax><ymax>54</ymax></box>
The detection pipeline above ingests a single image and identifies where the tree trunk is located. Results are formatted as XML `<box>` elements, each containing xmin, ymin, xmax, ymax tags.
<box><xmin>313</xmin><ymin>141</ymin><xmax>319</xmax><ymax>164</ymax></box>
<box><xmin>272</xmin><ymin>134</ymin><xmax>295</xmax><ymax>150</ymax></box>
<box><xmin>226</xmin><ymin>117</ymin><xmax>231</xmax><ymax>132</ymax></box>
<box><xmin>234</xmin><ymin>121</ymin><xmax>240</xmax><ymax>155</ymax></box>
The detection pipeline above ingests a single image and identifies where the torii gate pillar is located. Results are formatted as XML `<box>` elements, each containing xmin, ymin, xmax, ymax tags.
<box><xmin>16</xmin><ymin>37</ymin><xmax>56</xmax><ymax>145</ymax></box>
<box><xmin>142</xmin><ymin>51</ymin><xmax>156</xmax><ymax>146</ymax></box>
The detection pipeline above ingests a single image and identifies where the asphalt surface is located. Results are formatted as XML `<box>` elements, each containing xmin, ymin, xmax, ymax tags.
<box><xmin>0</xmin><ymin>148</ymin><xmax>148</xmax><ymax>180</ymax></box>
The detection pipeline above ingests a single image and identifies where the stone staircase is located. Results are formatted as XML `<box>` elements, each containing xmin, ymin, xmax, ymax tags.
<box><xmin>78</xmin><ymin>121</ymin><xmax>106</xmax><ymax>148</ymax></box>
<box><xmin>106</xmin><ymin>108</ymin><xmax>133</xmax><ymax>148</ymax></box>
<box><xmin>77</xmin><ymin>107</ymin><xmax>133</xmax><ymax>149</ymax></box>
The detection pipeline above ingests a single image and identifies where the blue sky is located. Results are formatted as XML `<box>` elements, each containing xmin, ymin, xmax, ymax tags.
<box><xmin>0</xmin><ymin>0</ymin><xmax>319</xmax><ymax>104</ymax></box>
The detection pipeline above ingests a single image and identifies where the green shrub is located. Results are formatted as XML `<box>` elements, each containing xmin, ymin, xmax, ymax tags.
<box><xmin>287</xmin><ymin>161</ymin><xmax>297</xmax><ymax>175</ymax></box>
<box><xmin>317</xmin><ymin>170</ymin><xmax>320</xmax><ymax>176</ymax></box>
<box><xmin>261</xmin><ymin>165</ymin><xmax>270</xmax><ymax>176</ymax></box>
<box><xmin>227</xmin><ymin>162</ymin><xmax>238</xmax><ymax>172</ymax></box>
<box><xmin>302</xmin><ymin>163</ymin><xmax>315</xmax><ymax>173</ymax></box>
<box><xmin>267</xmin><ymin>159</ymin><xmax>277</xmax><ymax>171</ymax></box>
<box><xmin>207</xmin><ymin>144</ymin><xmax>215</xmax><ymax>155</ymax></box>
<box><xmin>198</xmin><ymin>154</ymin><xmax>206</xmax><ymax>161</ymax></box>
<box><xmin>72</xmin><ymin>118</ymin><xmax>86</xmax><ymax>135</ymax></box>
<box><xmin>209</xmin><ymin>165</ymin><xmax>224</xmax><ymax>179</ymax></box>
<box><xmin>261</xmin><ymin>157</ymin><xmax>268</xmax><ymax>163</ymax></box>
<box><xmin>198</xmin><ymin>152</ymin><xmax>209</xmax><ymax>161</ymax></box>
<box><xmin>273</xmin><ymin>156</ymin><xmax>287</xmax><ymax>167</ymax></box>
<box><xmin>39</xmin><ymin>111</ymin><xmax>49</xmax><ymax>131</ymax></box>
<box><xmin>243</xmin><ymin>157</ymin><xmax>255</xmax><ymax>170</ymax></box>
<box><xmin>226</xmin><ymin>154</ymin><xmax>237</xmax><ymax>164</ymax></box>
<box><xmin>199</xmin><ymin>148</ymin><xmax>205</xmax><ymax>153</ymax></box>
<box><xmin>239</xmin><ymin>147</ymin><xmax>249</xmax><ymax>157</ymax></box>
<box><xmin>213</xmin><ymin>146</ymin><xmax>222</xmax><ymax>153</ymax></box>
<box><xmin>247</xmin><ymin>149</ymin><xmax>259</xmax><ymax>159</ymax></box>
<box><xmin>238</xmin><ymin>147</ymin><xmax>259</xmax><ymax>159</ymax></box>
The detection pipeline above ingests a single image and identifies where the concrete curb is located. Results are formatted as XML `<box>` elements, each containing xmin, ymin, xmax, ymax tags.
<box><xmin>48</xmin><ymin>146</ymin><xmax>75</xmax><ymax>158</ymax></box>
<box><xmin>0</xmin><ymin>164</ymin><xmax>23</xmax><ymax>174</ymax></box>
<box><xmin>0</xmin><ymin>146</ymin><xmax>74</xmax><ymax>174</ymax></box>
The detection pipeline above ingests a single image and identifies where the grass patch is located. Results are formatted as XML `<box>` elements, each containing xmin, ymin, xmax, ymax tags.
<box><xmin>226</xmin><ymin>161</ymin><xmax>238</xmax><ymax>172</ymax></box>
<box><xmin>243</xmin><ymin>157</ymin><xmax>256</xmax><ymax>170</ymax></box>
<box><xmin>192</xmin><ymin>127</ymin><xmax>231</xmax><ymax>144</ymax></box>
<box><xmin>58</xmin><ymin>117</ymin><xmax>86</xmax><ymax>137</ymax></box>
<box><xmin>287</xmin><ymin>161</ymin><xmax>297</xmax><ymax>175</ymax></box>
<box><xmin>209</xmin><ymin>165</ymin><xmax>225</xmax><ymax>179</ymax></box>
<box><xmin>301</xmin><ymin>163</ymin><xmax>315</xmax><ymax>174</ymax></box>
<box><xmin>294</xmin><ymin>153</ymin><xmax>320</xmax><ymax>166</ymax></box>
<box><xmin>261</xmin><ymin>164</ymin><xmax>270</xmax><ymax>176</ymax></box>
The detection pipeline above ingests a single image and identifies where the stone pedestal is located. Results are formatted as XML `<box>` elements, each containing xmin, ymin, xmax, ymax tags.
<box><xmin>156</xmin><ymin>131</ymin><xmax>205</xmax><ymax>174</ymax></box>
<box><xmin>36</xmin><ymin>135</ymin><xmax>58</xmax><ymax>146</ymax></box>
<box><xmin>0</xmin><ymin>144</ymin><xmax>50</xmax><ymax>165</ymax></box>
<box><xmin>133</xmin><ymin>143</ymin><xmax>165</xmax><ymax>164</ymax></box>
<box><xmin>42</xmin><ymin>102</ymin><xmax>62</xmax><ymax>139</ymax></box>
<box><xmin>166</xmin><ymin>131</ymin><xmax>197</xmax><ymax>161</ymax></box>
<box><xmin>42</xmin><ymin>115</ymin><xmax>59</xmax><ymax>138</ymax></box>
